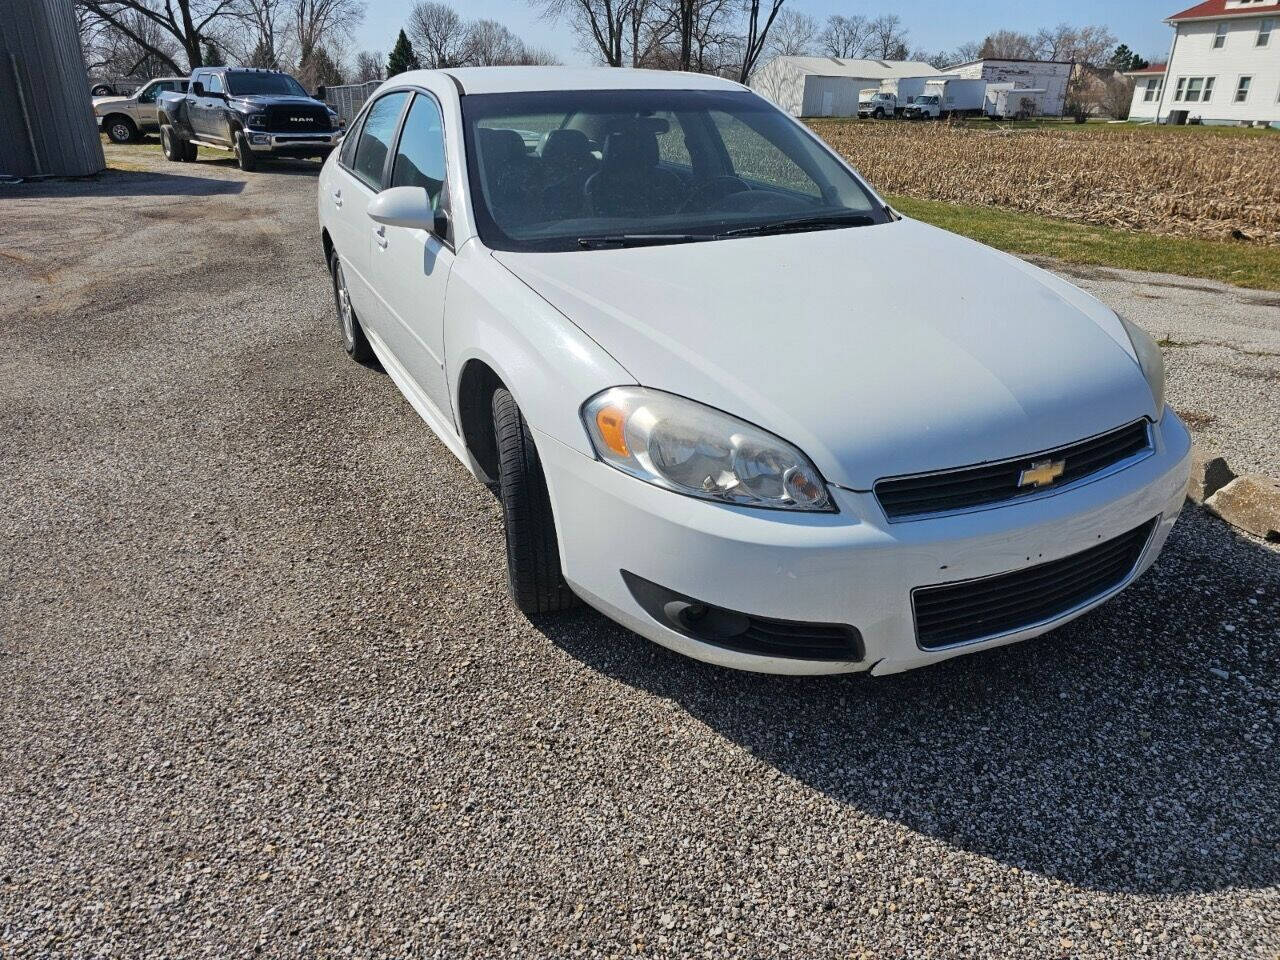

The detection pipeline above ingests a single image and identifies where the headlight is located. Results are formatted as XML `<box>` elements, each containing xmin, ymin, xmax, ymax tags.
<box><xmin>248</xmin><ymin>114</ymin><xmax>267</xmax><ymax>129</ymax></box>
<box><xmin>582</xmin><ymin>387</ymin><xmax>834</xmax><ymax>512</ymax></box>
<box><xmin>1116</xmin><ymin>313</ymin><xmax>1166</xmax><ymax>416</ymax></box>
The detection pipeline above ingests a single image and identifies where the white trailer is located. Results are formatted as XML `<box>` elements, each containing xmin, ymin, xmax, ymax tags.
<box><xmin>904</xmin><ymin>78</ymin><xmax>988</xmax><ymax>118</ymax></box>
<box><xmin>984</xmin><ymin>84</ymin><xmax>1050</xmax><ymax>120</ymax></box>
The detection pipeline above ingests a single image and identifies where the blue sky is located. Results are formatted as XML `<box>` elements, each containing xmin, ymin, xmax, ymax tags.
<box><xmin>353</xmin><ymin>0</ymin><xmax>1179</xmax><ymax>67</ymax></box>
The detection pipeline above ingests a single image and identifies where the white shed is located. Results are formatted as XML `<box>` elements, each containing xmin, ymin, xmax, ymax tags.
<box><xmin>945</xmin><ymin>58</ymin><xmax>1073</xmax><ymax>116</ymax></box>
<box><xmin>750</xmin><ymin>57</ymin><xmax>943</xmax><ymax>117</ymax></box>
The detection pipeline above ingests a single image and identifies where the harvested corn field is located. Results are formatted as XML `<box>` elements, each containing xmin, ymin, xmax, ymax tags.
<box><xmin>809</xmin><ymin>120</ymin><xmax>1280</xmax><ymax>245</ymax></box>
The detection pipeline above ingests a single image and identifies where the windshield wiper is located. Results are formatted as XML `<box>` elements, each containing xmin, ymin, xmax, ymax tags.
<box><xmin>717</xmin><ymin>212</ymin><xmax>877</xmax><ymax>239</ymax></box>
<box><xmin>576</xmin><ymin>233</ymin><xmax>711</xmax><ymax>249</ymax></box>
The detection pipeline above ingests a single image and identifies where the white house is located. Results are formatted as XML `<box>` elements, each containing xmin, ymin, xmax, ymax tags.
<box><xmin>1152</xmin><ymin>0</ymin><xmax>1280</xmax><ymax>125</ymax></box>
<box><xmin>945</xmin><ymin>59</ymin><xmax>1073</xmax><ymax>116</ymax></box>
<box><xmin>750</xmin><ymin>57</ymin><xmax>942</xmax><ymax>117</ymax></box>
<box><xmin>1125</xmin><ymin>63</ymin><xmax>1168</xmax><ymax>120</ymax></box>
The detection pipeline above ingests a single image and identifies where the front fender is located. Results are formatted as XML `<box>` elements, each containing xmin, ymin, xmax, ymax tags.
<box><xmin>444</xmin><ymin>241</ymin><xmax>635</xmax><ymax>458</ymax></box>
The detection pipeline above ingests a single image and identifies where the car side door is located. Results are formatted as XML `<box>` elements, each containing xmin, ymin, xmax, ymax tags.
<box><xmin>326</xmin><ymin>90</ymin><xmax>411</xmax><ymax>339</ymax></box>
<box><xmin>368</xmin><ymin>90</ymin><xmax>455</xmax><ymax>415</ymax></box>
<box><xmin>202</xmin><ymin>73</ymin><xmax>229</xmax><ymax>142</ymax></box>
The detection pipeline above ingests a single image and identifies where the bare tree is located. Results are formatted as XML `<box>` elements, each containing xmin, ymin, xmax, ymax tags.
<box><xmin>866</xmin><ymin>13</ymin><xmax>908</xmax><ymax>60</ymax></box>
<box><xmin>407</xmin><ymin>1</ymin><xmax>472</xmax><ymax>68</ymax></box>
<box><xmin>766</xmin><ymin>8</ymin><xmax>815</xmax><ymax>57</ymax></box>
<box><xmin>466</xmin><ymin>19</ymin><xmax>523</xmax><ymax>65</ymax></box>
<box><xmin>227</xmin><ymin>0</ymin><xmax>287</xmax><ymax>68</ymax></box>
<box><xmin>818</xmin><ymin>14</ymin><xmax>869</xmax><ymax>59</ymax></box>
<box><xmin>735</xmin><ymin>0</ymin><xmax>784</xmax><ymax>82</ymax></box>
<box><xmin>951</xmin><ymin>39</ymin><xmax>983</xmax><ymax>63</ymax></box>
<box><xmin>80</xmin><ymin>7</ymin><xmax>183</xmax><ymax>77</ymax></box>
<box><xmin>530</xmin><ymin>0</ymin><xmax>632</xmax><ymax>66</ymax></box>
<box><xmin>352</xmin><ymin>48</ymin><xmax>383</xmax><ymax>81</ymax></box>
<box><xmin>909</xmin><ymin>47</ymin><xmax>953</xmax><ymax>70</ymax></box>
<box><xmin>290</xmin><ymin>0</ymin><xmax>363</xmax><ymax>68</ymax></box>
<box><xmin>75</xmin><ymin>0</ymin><xmax>242</xmax><ymax>73</ymax></box>
<box><xmin>980</xmin><ymin>29</ymin><xmax>1036</xmax><ymax>59</ymax></box>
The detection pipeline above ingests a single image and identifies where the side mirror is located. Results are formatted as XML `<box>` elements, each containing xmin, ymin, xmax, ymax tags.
<box><xmin>191</xmin><ymin>80</ymin><xmax>205</xmax><ymax>97</ymax></box>
<box><xmin>314</xmin><ymin>85</ymin><xmax>327</xmax><ymax>101</ymax></box>
<box><xmin>368</xmin><ymin>186</ymin><xmax>436</xmax><ymax>232</ymax></box>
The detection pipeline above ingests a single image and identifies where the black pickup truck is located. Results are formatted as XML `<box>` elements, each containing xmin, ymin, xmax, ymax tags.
<box><xmin>156</xmin><ymin>67</ymin><xmax>343</xmax><ymax>171</ymax></box>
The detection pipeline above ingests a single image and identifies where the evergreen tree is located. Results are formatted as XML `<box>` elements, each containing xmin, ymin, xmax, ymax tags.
<box><xmin>1107</xmin><ymin>43</ymin><xmax>1148</xmax><ymax>72</ymax></box>
<box><xmin>247</xmin><ymin>39</ymin><xmax>280</xmax><ymax>70</ymax></box>
<box><xmin>202</xmin><ymin>39</ymin><xmax>226</xmax><ymax>67</ymax></box>
<box><xmin>387</xmin><ymin>29</ymin><xmax>421</xmax><ymax>77</ymax></box>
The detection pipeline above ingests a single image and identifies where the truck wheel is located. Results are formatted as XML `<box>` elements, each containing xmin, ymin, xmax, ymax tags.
<box><xmin>492</xmin><ymin>388</ymin><xmax>578</xmax><ymax>615</ymax></box>
<box><xmin>874</xmin><ymin>108</ymin><xmax>885</xmax><ymax>119</ymax></box>
<box><xmin>104</xmin><ymin>115</ymin><xmax>136</xmax><ymax>144</ymax></box>
<box><xmin>161</xmin><ymin>124</ymin><xmax>180</xmax><ymax>161</ymax></box>
<box><xmin>91</xmin><ymin>83</ymin><xmax>114</xmax><ymax>97</ymax></box>
<box><xmin>330</xmin><ymin>251</ymin><xmax>374</xmax><ymax>365</ymax></box>
<box><xmin>234</xmin><ymin>132</ymin><xmax>257</xmax><ymax>172</ymax></box>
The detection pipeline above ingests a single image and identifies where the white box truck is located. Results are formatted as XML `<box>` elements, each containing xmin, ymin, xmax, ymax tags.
<box><xmin>858</xmin><ymin>77</ymin><xmax>934</xmax><ymax>118</ymax></box>
<box><xmin>903</xmin><ymin>78</ymin><xmax>988</xmax><ymax>118</ymax></box>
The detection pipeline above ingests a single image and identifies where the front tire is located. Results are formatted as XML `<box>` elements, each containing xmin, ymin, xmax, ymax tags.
<box><xmin>105</xmin><ymin>115</ymin><xmax>136</xmax><ymax>144</ymax></box>
<box><xmin>492</xmin><ymin>388</ymin><xmax>578</xmax><ymax>615</ymax></box>
<box><xmin>330</xmin><ymin>250</ymin><xmax>374</xmax><ymax>365</ymax></box>
<box><xmin>234</xmin><ymin>131</ymin><xmax>257</xmax><ymax>171</ymax></box>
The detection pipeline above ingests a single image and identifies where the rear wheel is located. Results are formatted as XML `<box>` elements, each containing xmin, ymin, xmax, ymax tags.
<box><xmin>234</xmin><ymin>131</ymin><xmax>257</xmax><ymax>171</ymax></box>
<box><xmin>105</xmin><ymin>115</ymin><xmax>136</xmax><ymax>144</ymax></box>
<box><xmin>330</xmin><ymin>250</ymin><xmax>374</xmax><ymax>365</ymax></box>
<box><xmin>91</xmin><ymin>83</ymin><xmax>113</xmax><ymax>97</ymax></box>
<box><xmin>492</xmin><ymin>388</ymin><xmax>578</xmax><ymax>615</ymax></box>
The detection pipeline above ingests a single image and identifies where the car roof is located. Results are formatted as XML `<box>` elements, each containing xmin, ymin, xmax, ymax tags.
<box><xmin>398</xmin><ymin>66</ymin><xmax>746</xmax><ymax>96</ymax></box>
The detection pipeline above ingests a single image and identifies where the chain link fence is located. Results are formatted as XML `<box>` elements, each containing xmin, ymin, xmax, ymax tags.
<box><xmin>322</xmin><ymin>81</ymin><xmax>381</xmax><ymax>124</ymax></box>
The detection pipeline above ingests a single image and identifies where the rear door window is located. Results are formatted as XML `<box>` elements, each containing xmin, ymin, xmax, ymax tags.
<box><xmin>206</xmin><ymin>74</ymin><xmax>224</xmax><ymax>95</ymax></box>
<box><xmin>352</xmin><ymin>91</ymin><xmax>409</xmax><ymax>190</ymax></box>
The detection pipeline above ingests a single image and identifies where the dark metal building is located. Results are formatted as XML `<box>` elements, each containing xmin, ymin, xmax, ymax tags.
<box><xmin>0</xmin><ymin>0</ymin><xmax>104</xmax><ymax>177</ymax></box>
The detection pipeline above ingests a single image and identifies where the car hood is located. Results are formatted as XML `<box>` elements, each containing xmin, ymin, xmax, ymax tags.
<box><xmin>93</xmin><ymin>96</ymin><xmax>128</xmax><ymax>110</ymax></box>
<box><xmin>230</xmin><ymin>95</ymin><xmax>323</xmax><ymax>108</ymax></box>
<box><xmin>492</xmin><ymin>218</ymin><xmax>1155</xmax><ymax>491</ymax></box>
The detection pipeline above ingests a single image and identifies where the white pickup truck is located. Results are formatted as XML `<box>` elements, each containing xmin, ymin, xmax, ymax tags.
<box><xmin>93</xmin><ymin>77</ymin><xmax>189</xmax><ymax>143</ymax></box>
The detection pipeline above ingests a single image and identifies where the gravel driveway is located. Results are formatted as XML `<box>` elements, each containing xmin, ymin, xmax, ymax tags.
<box><xmin>1</xmin><ymin>145</ymin><xmax>1277</xmax><ymax>959</ymax></box>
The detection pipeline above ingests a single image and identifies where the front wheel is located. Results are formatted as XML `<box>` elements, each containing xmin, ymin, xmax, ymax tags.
<box><xmin>492</xmin><ymin>388</ymin><xmax>578</xmax><ymax>615</ymax></box>
<box><xmin>105</xmin><ymin>116</ymin><xmax>136</xmax><ymax>144</ymax></box>
<box><xmin>234</xmin><ymin>131</ymin><xmax>257</xmax><ymax>171</ymax></box>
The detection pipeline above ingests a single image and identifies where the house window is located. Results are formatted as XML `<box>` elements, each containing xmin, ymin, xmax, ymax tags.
<box><xmin>1213</xmin><ymin>22</ymin><xmax>1228</xmax><ymax>48</ymax></box>
<box><xmin>1186</xmin><ymin>77</ymin><xmax>1204</xmax><ymax>101</ymax></box>
<box><xmin>1203</xmin><ymin>76</ymin><xmax>1216</xmax><ymax>101</ymax></box>
<box><xmin>1235</xmin><ymin>76</ymin><xmax>1252</xmax><ymax>102</ymax></box>
<box><xmin>1259</xmin><ymin>18</ymin><xmax>1274</xmax><ymax>46</ymax></box>
<box><xmin>1143</xmin><ymin>78</ymin><xmax>1162</xmax><ymax>102</ymax></box>
<box><xmin>1174</xmin><ymin>77</ymin><xmax>1187</xmax><ymax>100</ymax></box>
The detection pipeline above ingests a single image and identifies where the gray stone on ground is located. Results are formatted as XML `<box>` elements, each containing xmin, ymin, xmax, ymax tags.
<box><xmin>1206</xmin><ymin>474</ymin><xmax>1280</xmax><ymax>541</ymax></box>
<box><xmin>1186</xmin><ymin>447</ymin><xmax>1237</xmax><ymax>504</ymax></box>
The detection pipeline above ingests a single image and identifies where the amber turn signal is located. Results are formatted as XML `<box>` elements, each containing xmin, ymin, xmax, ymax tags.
<box><xmin>595</xmin><ymin>406</ymin><xmax>629</xmax><ymax>456</ymax></box>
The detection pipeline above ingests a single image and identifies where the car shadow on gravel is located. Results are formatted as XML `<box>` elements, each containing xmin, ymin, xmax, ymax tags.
<box><xmin>533</xmin><ymin>507</ymin><xmax>1280</xmax><ymax>896</ymax></box>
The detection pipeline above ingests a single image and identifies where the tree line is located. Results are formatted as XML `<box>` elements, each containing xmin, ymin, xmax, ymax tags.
<box><xmin>76</xmin><ymin>0</ymin><xmax>1153</xmax><ymax>112</ymax></box>
<box><xmin>75</xmin><ymin>0</ymin><xmax>557</xmax><ymax>91</ymax></box>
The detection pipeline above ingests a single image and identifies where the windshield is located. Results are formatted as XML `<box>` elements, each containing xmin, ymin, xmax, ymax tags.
<box><xmin>226</xmin><ymin>72</ymin><xmax>308</xmax><ymax>97</ymax></box>
<box><xmin>461</xmin><ymin>88</ymin><xmax>888</xmax><ymax>252</ymax></box>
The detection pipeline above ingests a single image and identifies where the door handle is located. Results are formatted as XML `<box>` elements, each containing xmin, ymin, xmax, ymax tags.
<box><xmin>373</xmin><ymin>225</ymin><xmax>387</xmax><ymax>249</ymax></box>
<box><xmin>331</xmin><ymin>188</ymin><xmax>343</xmax><ymax>208</ymax></box>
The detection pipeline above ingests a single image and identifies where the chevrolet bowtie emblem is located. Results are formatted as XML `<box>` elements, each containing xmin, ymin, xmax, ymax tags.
<box><xmin>1019</xmin><ymin>458</ymin><xmax>1066</xmax><ymax>488</ymax></box>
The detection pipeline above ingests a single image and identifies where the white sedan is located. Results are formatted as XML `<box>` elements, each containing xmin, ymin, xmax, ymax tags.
<box><xmin>317</xmin><ymin>67</ymin><xmax>1190</xmax><ymax>675</ymax></box>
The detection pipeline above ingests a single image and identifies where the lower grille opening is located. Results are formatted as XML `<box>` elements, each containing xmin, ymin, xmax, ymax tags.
<box><xmin>622</xmin><ymin>571</ymin><xmax>863</xmax><ymax>662</ymax></box>
<box><xmin>912</xmin><ymin>518</ymin><xmax>1158</xmax><ymax>650</ymax></box>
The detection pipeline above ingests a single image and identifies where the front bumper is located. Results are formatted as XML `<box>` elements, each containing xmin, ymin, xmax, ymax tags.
<box><xmin>536</xmin><ymin>412</ymin><xmax>1193</xmax><ymax>675</ymax></box>
<box><xmin>245</xmin><ymin>130</ymin><xmax>341</xmax><ymax>154</ymax></box>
